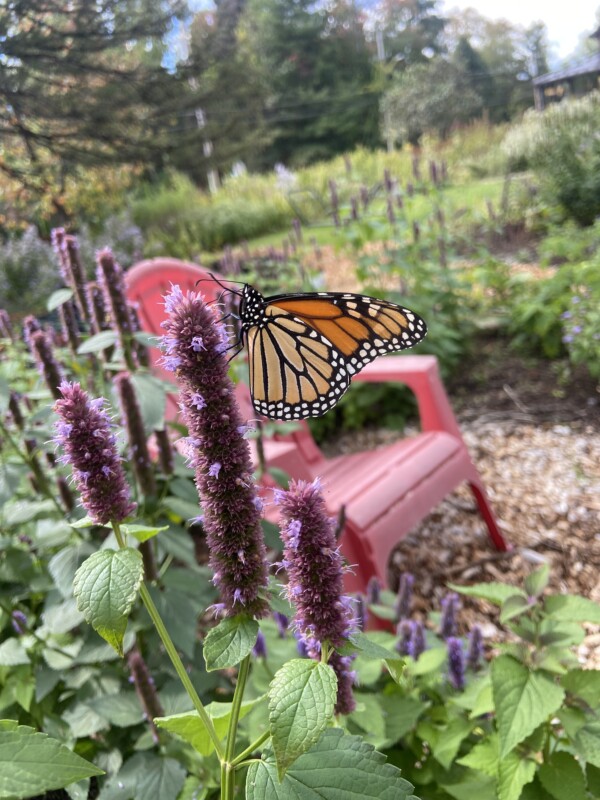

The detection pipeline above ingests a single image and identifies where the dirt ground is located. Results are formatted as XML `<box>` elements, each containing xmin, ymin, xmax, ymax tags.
<box><xmin>322</xmin><ymin>336</ymin><xmax>600</xmax><ymax>666</ymax></box>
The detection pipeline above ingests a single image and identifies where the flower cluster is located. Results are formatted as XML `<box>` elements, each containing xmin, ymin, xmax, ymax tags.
<box><xmin>561</xmin><ymin>289</ymin><xmax>600</xmax><ymax>378</ymax></box>
<box><xmin>161</xmin><ymin>285</ymin><xmax>268</xmax><ymax>618</ymax></box>
<box><xmin>275</xmin><ymin>478</ymin><xmax>356</xmax><ymax>714</ymax></box>
<box><xmin>51</xmin><ymin>229</ymin><xmax>90</xmax><ymax>322</ymax></box>
<box><xmin>53</xmin><ymin>381</ymin><xmax>136</xmax><ymax>524</ymax></box>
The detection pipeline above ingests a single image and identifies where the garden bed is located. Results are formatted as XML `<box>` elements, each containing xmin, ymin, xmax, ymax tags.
<box><xmin>322</xmin><ymin>337</ymin><xmax>600</xmax><ymax>666</ymax></box>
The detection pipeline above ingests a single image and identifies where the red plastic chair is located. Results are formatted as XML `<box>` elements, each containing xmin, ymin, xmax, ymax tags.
<box><xmin>125</xmin><ymin>258</ymin><xmax>509</xmax><ymax>592</ymax></box>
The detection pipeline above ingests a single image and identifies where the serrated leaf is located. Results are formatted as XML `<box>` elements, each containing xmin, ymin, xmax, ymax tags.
<box><xmin>121</xmin><ymin>523</ymin><xmax>168</xmax><ymax>543</ymax></box>
<box><xmin>383</xmin><ymin>695</ymin><xmax>425</xmax><ymax>744</ymax></box>
<box><xmin>269</xmin><ymin>660</ymin><xmax>337</xmax><ymax>778</ymax></box>
<box><xmin>573</xmin><ymin>720</ymin><xmax>600</xmax><ymax>768</ymax></box>
<box><xmin>349</xmin><ymin>631</ymin><xmax>399</xmax><ymax>660</ymax></box>
<box><xmin>73</xmin><ymin>548</ymin><xmax>143</xmax><ymax>655</ymax></box>
<box><xmin>524</xmin><ymin>564</ymin><xmax>550</xmax><ymax>598</ymax></box>
<box><xmin>538</xmin><ymin>752</ymin><xmax>586</xmax><ymax>800</ymax></box>
<box><xmin>492</xmin><ymin>656</ymin><xmax>565</xmax><ymax>758</ymax></box>
<box><xmin>544</xmin><ymin>594</ymin><xmax>600</xmax><ymax>624</ymax></box>
<box><xmin>0</xmin><ymin>721</ymin><xmax>103</xmax><ymax>798</ymax></box>
<box><xmin>85</xmin><ymin>693</ymin><xmax>145</xmax><ymax>727</ymax></box>
<box><xmin>0</xmin><ymin>638</ymin><xmax>30</xmax><ymax>665</ymax></box>
<box><xmin>498</xmin><ymin>751</ymin><xmax>536</xmax><ymax>800</ymax></box>
<box><xmin>98</xmin><ymin>752</ymin><xmax>185</xmax><ymax>800</ymax></box>
<box><xmin>246</xmin><ymin>729</ymin><xmax>414</xmax><ymax>800</ymax></box>
<box><xmin>500</xmin><ymin>594</ymin><xmax>533</xmax><ymax>623</ymax></box>
<box><xmin>561</xmin><ymin>669</ymin><xmax>600</xmax><ymax>708</ymax></box>
<box><xmin>457</xmin><ymin>734</ymin><xmax>499</xmax><ymax>777</ymax></box>
<box><xmin>449</xmin><ymin>582</ymin><xmax>526</xmax><ymax>606</ymax></box>
<box><xmin>203</xmin><ymin>615</ymin><xmax>258</xmax><ymax>671</ymax></box>
<box><xmin>47</xmin><ymin>288</ymin><xmax>74</xmax><ymax>311</ymax></box>
<box><xmin>155</xmin><ymin>698</ymin><xmax>262</xmax><ymax>756</ymax></box>
<box><xmin>77</xmin><ymin>330</ymin><xmax>118</xmax><ymax>354</ymax></box>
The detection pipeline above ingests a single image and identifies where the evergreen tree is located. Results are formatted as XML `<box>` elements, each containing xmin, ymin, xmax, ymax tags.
<box><xmin>377</xmin><ymin>0</ymin><xmax>447</xmax><ymax>66</ymax></box>
<box><xmin>453</xmin><ymin>37</ymin><xmax>495</xmax><ymax>118</ymax></box>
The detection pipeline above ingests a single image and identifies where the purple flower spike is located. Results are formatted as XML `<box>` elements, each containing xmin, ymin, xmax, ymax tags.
<box><xmin>11</xmin><ymin>610</ymin><xmax>28</xmax><ymax>635</ymax></box>
<box><xmin>59</xmin><ymin>299</ymin><xmax>80</xmax><ymax>354</ymax></box>
<box><xmin>253</xmin><ymin>630</ymin><xmax>267</xmax><ymax>659</ymax></box>
<box><xmin>329</xmin><ymin>652</ymin><xmax>356</xmax><ymax>715</ymax></box>
<box><xmin>96</xmin><ymin>248</ymin><xmax>136</xmax><ymax>370</ymax></box>
<box><xmin>466</xmin><ymin>625</ymin><xmax>484</xmax><ymax>671</ymax></box>
<box><xmin>273</xmin><ymin>612</ymin><xmax>289</xmax><ymax>637</ymax></box>
<box><xmin>366</xmin><ymin>576</ymin><xmax>381</xmax><ymax>605</ymax></box>
<box><xmin>53</xmin><ymin>382</ymin><xmax>136</xmax><ymax>524</ymax></box>
<box><xmin>23</xmin><ymin>315</ymin><xmax>42</xmax><ymax>351</ymax></box>
<box><xmin>127</xmin><ymin>647</ymin><xmax>163</xmax><ymax>743</ymax></box>
<box><xmin>440</xmin><ymin>592</ymin><xmax>459</xmax><ymax>639</ymax></box>
<box><xmin>395</xmin><ymin>572</ymin><xmax>414</xmax><ymax>621</ymax></box>
<box><xmin>397</xmin><ymin>620</ymin><xmax>413</xmax><ymax>656</ymax></box>
<box><xmin>0</xmin><ymin>309</ymin><xmax>15</xmax><ymax>342</ymax></box>
<box><xmin>447</xmin><ymin>637</ymin><xmax>465</xmax><ymax>690</ymax></box>
<box><xmin>52</xmin><ymin>232</ymin><xmax>91</xmax><ymax>322</ymax></box>
<box><xmin>277</xmin><ymin>478</ymin><xmax>356</xmax><ymax>714</ymax></box>
<box><xmin>409</xmin><ymin>620</ymin><xmax>426</xmax><ymax>660</ymax></box>
<box><xmin>31</xmin><ymin>331</ymin><xmax>65</xmax><ymax>400</ymax></box>
<box><xmin>161</xmin><ymin>285</ymin><xmax>269</xmax><ymax>618</ymax></box>
<box><xmin>114</xmin><ymin>372</ymin><xmax>156</xmax><ymax>497</ymax></box>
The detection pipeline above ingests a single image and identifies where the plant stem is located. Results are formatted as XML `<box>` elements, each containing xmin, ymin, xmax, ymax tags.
<box><xmin>111</xmin><ymin>521</ymin><xmax>224</xmax><ymax>760</ymax></box>
<box><xmin>222</xmin><ymin>655</ymin><xmax>252</xmax><ymax>799</ymax></box>
<box><xmin>231</xmin><ymin>730</ymin><xmax>270</xmax><ymax>768</ymax></box>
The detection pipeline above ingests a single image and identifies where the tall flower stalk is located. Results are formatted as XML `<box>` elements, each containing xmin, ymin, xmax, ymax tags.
<box><xmin>276</xmin><ymin>478</ymin><xmax>356</xmax><ymax>714</ymax></box>
<box><xmin>96</xmin><ymin>248</ymin><xmax>136</xmax><ymax>370</ymax></box>
<box><xmin>161</xmin><ymin>285</ymin><xmax>269</xmax><ymax>618</ymax></box>
<box><xmin>31</xmin><ymin>331</ymin><xmax>65</xmax><ymax>400</ymax></box>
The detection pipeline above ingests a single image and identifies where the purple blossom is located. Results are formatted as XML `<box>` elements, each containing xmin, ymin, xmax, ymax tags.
<box><xmin>273</xmin><ymin>612</ymin><xmax>289</xmax><ymax>637</ymax></box>
<box><xmin>54</xmin><ymin>232</ymin><xmax>90</xmax><ymax>322</ymax></box>
<box><xmin>366</xmin><ymin>576</ymin><xmax>381</xmax><ymax>605</ymax></box>
<box><xmin>354</xmin><ymin>594</ymin><xmax>367</xmax><ymax>631</ymax></box>
<box><xmin>253</xmin><ymin>630</ymin><xmax>267</xmax><ymax>659</ymax></box>
<box><xmin>329</xmin><ymin>652</ymin><xmax>356</xmax><ymax>715</ymax></box>
<box><xmin>114</xmin><ymin>372</ymin><xmax>157</xmax><ymax>498</ymax></box>
<box><xmin>23</xmin><ymin>315</ymin><xmax>42</xmax><ymax>351</ymax></box>
<box><xmin>276</xmin><ymin>478</ymin><xmax>356</xmax><ymax>714</ymax></box>
<box><xmin>11</xmin><ymin>610</ymin><xmax>28</xmax><ymax>635</ymax></box>
<box><xmin>562</xmin><ymin>335</ymin><xmax>574</xmax><ymax>344</ymax></box>
<box><xmin>53</xmin><ymin>382</ymin><xmax>136</xmax><ymax>524</ymax></box>
<box><xmin>30</xmin><ymin>331</ymin><xmax>65</xmax><ymax>400</ymax></box>
<box><xmin>96</xmin><ymin>248</ymin><xmax>136</xmax><ymax>370</ymax></box>
<box><xmin>191</xmin><ymin>336</ymin><xmax>205</xmax><ymax>351</ymax></box>
<box><xmin>447</xmin><ymin>637</ymin><xmax>465</xmax><ymax>690</ymax></box>
<box><xmin>571</xmin><ymin>326</ymin><xmax>582</xmax><ymax>334</ymax></box>
<box><xmin>561</xmin><ymin>311</ymin><xmax>572</xmax><ymax>320</ymax></box>
<box><xmin>466</xmin><ymin>625</ymin><xmax>484</xmax><ymax>671</ymax></box>
<box><xmin>397</xmin><ymin>620</ymin><xmax>413</xmax><ymax>656</ymax></box>
<box><xmin>191</xmin><ymin>393</ymin><xmax>206</xmax><ymax>410</ymax></box>
<box><xmin>58</xmin><ymin>299</ymin><xmax>80</xmax><ymax>354</ymax></box>
<box><xmin>409</xmin><ymin>620</ymin><xmax>426</xmax><ymax>660</ymax></box>
<box><xmin>127</xmin><ymin>648</ymin><xmax>163</xmax><ymax>743</ymax></box>
<box><xmin>440</xmin><ymin>593</ymin><xmax>459</xmax><ymax>639</ymax></box>
<box><xmin>161</xmin><ymin>285</ymin><xmax>269</xmax><ymax>618</ymax></box>
<box><xmin>395</xmin><ymin>572</ymin><xmax>414</xmax><ymax>621</ymax></box>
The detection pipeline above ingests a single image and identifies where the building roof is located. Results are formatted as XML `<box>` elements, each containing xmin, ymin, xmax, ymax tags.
<box><xmin>533</xmin><ymin>52</ymin><xmax>600</xmax><ymax>87</ymax></box>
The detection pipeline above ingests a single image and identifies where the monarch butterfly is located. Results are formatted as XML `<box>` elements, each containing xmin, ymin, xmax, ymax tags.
<box><xmin>219</xmin><ymin>281</ymin><xmax>427</xmax><ymax>421</ymax></box>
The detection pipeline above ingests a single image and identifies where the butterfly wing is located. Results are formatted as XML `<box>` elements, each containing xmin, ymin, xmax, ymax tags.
<box><xmin>265</xmin><ymin>292</ymin><xmax>427</xmax><ymax>377</ymax></box>
<box><xmin>246</xmin><ymin>305</ymin><xmax>351</xmax><ymax>420</ymax></box>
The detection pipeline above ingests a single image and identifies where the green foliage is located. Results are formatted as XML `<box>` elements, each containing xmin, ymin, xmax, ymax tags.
<box><xmin>362</xmin><ymin>567</ymin><xmax>600</xmax><ymax>800</ymax></box>
<box><xmin>0</xmin><ymin>228</ymin><xmax>61</xmax><ymax>316</ymax></box>
<box><xmin>502</xmin><ymin>93</ymin><xmax>600</xmax><ymax>225</ymax></box>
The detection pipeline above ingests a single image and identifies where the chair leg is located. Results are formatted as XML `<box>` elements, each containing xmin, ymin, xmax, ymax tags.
<box><xmin>468</xmin><ymin>480</ymin><xmax>510</xmax><ymax>552</ymax></box>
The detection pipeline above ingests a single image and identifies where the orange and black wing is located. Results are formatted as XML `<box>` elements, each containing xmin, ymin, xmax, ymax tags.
<box><xmin>264</xmin><ymin>292</ymin><xmax>427</xmax><ymax>377</ymax></box>
<box><xmin>246</xmin><ymin>305</ymin><xmax>351</xmax><ymax>420</ymax></box>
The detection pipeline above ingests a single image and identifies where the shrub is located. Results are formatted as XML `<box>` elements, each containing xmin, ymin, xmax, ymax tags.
<box><xmin>0</xmin><ymin>227</ymin><xmax>60</xmax><ymax>316</ymax></box>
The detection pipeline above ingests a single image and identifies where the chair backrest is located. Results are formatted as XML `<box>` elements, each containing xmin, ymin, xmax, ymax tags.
<box><xmin>124</xmin><ymin>258</ymin><xmax>323</xmax><ymax>464</ymax></box>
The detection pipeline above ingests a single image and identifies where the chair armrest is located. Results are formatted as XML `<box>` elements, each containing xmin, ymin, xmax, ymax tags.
<box><xmin>353</xmin><ymin>356</ymin><xmax>463</xmax><ymax>437</ymax></box>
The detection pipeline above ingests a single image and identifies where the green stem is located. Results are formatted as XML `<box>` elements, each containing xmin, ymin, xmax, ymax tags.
<box><xmin>112</xmin><ymin>521</ymin><xmax>224</xmax><ymax>760</ymax></box>
<box><xmin>222</xmin><ymin>655</ymin><xmax>252</xmax><ymax>799</ymax></box>
<box><xmin>231</xmin><ymin>730</ymin><xmax>270</xmax><ymax>768</ymax></box>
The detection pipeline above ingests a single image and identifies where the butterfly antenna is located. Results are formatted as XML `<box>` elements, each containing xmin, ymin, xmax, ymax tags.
<box><xmin>196</xmin><ymin>272</ymin><xmax>244</xmax><ymax>297</ymax></box>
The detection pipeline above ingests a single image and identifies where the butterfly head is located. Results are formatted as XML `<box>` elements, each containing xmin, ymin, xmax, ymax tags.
<box><xmin>239</xmin><ymin>284</ymin><xmax>266</xmax><ymax>331</ymax></box>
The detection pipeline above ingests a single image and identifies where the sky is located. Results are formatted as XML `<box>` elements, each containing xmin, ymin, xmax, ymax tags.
<box><xmin>442</xmin><ymin>1</ymin><xmax>597</xmax><ymax>61</ymax></box>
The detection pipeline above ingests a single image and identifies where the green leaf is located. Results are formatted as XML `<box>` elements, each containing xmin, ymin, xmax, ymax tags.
<box><xmin>384</xmin><ymin>658</ymin><xmax>406</xmax><ymax>684</ymax></box>
<box><xmin>203</xmin><ymin>615</ymin><xmax>258</xmax><ymax>671</ymax></box>
<box><xmin>69</xmin><ymin>516</ymin><xmax>97</xmax><ymax>529</ymax></box>
<box><xmin>498</xmin><ymin>751</ymin><xmax>536</xmax><ymax>800</ymax></box>
<box><xmin>561</xmin><ymin>669</ymin><xmax>600</xmax><ymax>708</ymax></box>
<box><xmin>348</xmin><ymin>631</ymin><xmax>399</xmax><ymax>660</ymax></box>
<box><xmin>544</xmin><ymin>594</ymin><xmax>600</xmax><ymax>624</ymax></box>
<box><xmin>130</xmin><ymin>373</ymin><xmax>167</xmax><ymax>434</ymax></box>
<box><xmin>73</xmin><ymin>548</ymin><xmax>144</xmax><ymax>656</ymax></box>
<box><xmin>98</xmin><ymin>752</ymin><xmax>185</xmax><ymax>800</ymax></box>
<box><xmin>245</xmin><ymin>729</ymin><xmax>414</xmax><ymax>800</ymax></box>
<box><xmin>162</xmin><ymin>497</ymin><xmax>202</xmax><ymax>524</ymax></box>
<box><xmin>2</xmin><ymin>499</ymin><xmax>57</xmax><ymax>525</ymax></box>
<box><xmin>47</xmin><ymin>288</ymin><xmax>74</xmax><ymax>311</ymax></box>
<box><xmin>121</xmin><ymin>523</ymin><xmax>168</xmax><ymax>543</ymax></box>
<box><xmin>48</xmin><ymin>544</ymin><xmax>94</xmax><ymax>599</ymax></box>
<box><xmin>405</xmin><ymin>646</ymin><xmax>447</xmax><ymax>676</ymax></box>
<box><xmin>573</xmin><ymin>720</ymin><xmax>600</xmax><ymax>768</ymax></box>
<box><xmin>0</xmin><ymin>639</ymin><xmax>30</xmax><ymax>665</ymax></box>
<box><xmin>429</xmin><ymin>717</ymin><xmax>474</xmax><ymax>770</ymax></box>
<box><xmin>85</xmin><ymin>693</ymin><xmax>145</xmax><ymax>728</ymax></box>
<box><xmin>155</xmin><ymin>698</ymin><xmax>262</xmax><ymax>756</ymax></box>
<box><xmin>538</xmin><ymin>752</ymin><xmax>586</xmax><ymax>800</ymax></box>
<box><xmin>0</xmin><ymin>721</ymin><xmax>103</xmax><ymax>798</ymax></box>
<box><xmin>350</xmin><ymin>693</ymin><xmax>387</xmax><ymax>746</ymax></box>
<box><xmin>492</xmin><ymin>656</ymin><xmax>565</xmax><ymax>758</ymax></box>
<box><xmin>269</xmin><ymin>659</ymin><xmax>337</xmax><ymax>778</ymax></box>
<box><xmin>524</xmin><ymin>564</ymin><xmax>550</xmax><ymax>598</ymax></box>
<box><xmin>440</xmin><ymin>773</ymin><xmax>497</xmax><ymax>800</ymax></box>
<box><xmin>456</xmin><ymin>734</ymin><xmax>499</xmax><ymax>777</ymax></box>
<box><xmin>76</xmin><ymin>330</ymin><xmax>118</xmax><ymax>354</ymax></box>
<box><xmin>449</xmin><ymin>582</ymin><xmax>526</xmax><ymax>606</ymax></box>
<box><xmin>587</xmin><ymin>764</ymin><xmax>600</xmax><ymax>798</ymax></box>
<box><xmin>267</xmin><ymin>467</ymin><xmax>289</xmax><ymax>488</ymax></box>
<box><xmin>383</xmin><ymin>695</ymin><xmax>425</xmax><ymax>744</ymax></box>
<box><xmin>500</xmin><ymin>594</ymin><xmax>533</xmax><ymax>623</ymax></box>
